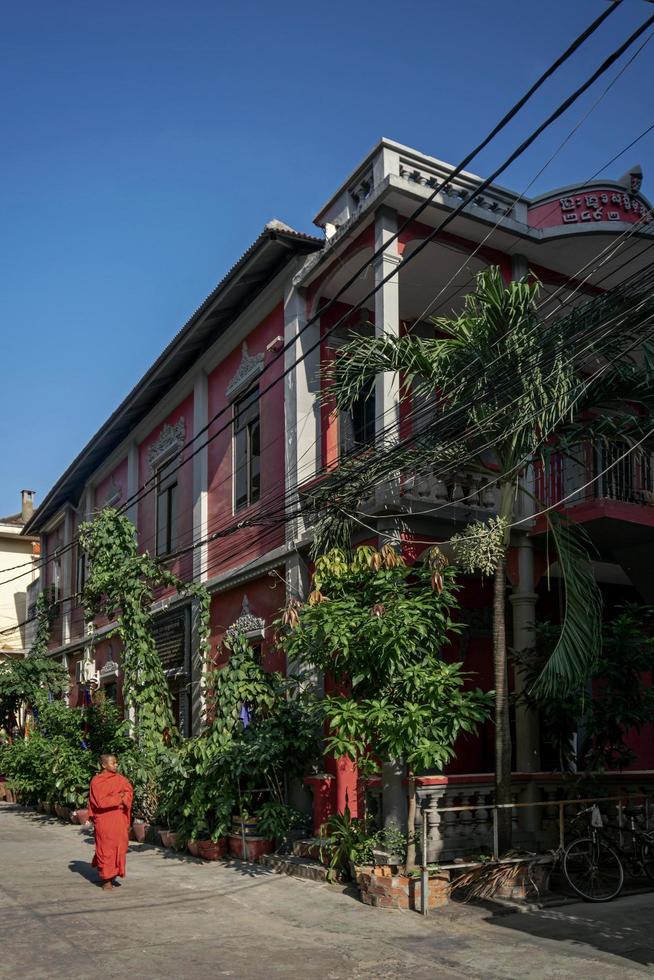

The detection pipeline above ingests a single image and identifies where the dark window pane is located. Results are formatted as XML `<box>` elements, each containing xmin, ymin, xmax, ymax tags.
<box><xmin>168</xmin><ymin>483</ymin><xmax>178</xmax><ymax>552</ymax></box>
<box><xmin>234</xmin><ymin>387</ymin><xmax>260</xmax><ymax>510</ymax></box>
<box><xmin>340</xmin><ymin>387</ymin><xmax>375</xmax><ymax>455</ymax></box>
<box><xmin>234</xmin><ymin>427</ymin><xmax>248</xmax><ymax>510</ymax></box>
<box><xmin>250</xmin><ymin>419</ymin><xmax>260</xmax><ymax>502</ymax></box>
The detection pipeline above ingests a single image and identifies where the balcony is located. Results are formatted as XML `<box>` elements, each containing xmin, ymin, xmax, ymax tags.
<box><xmin>532</xmin><ymin>441</ymin><xmax>654</xmax><ymax>548</ymax></box>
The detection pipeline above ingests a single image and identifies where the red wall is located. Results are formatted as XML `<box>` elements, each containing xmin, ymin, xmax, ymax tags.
<box><xmin>206</xmin><ymin>304</ymin><xmax>286</xmax><ymax>580</ymax></box>
<box><xmin>94</xmin><ymin>457</ymin><xmax>128</xmax><ymax>513</ymax></box>
<box><xmin>137</xmin><ymin>393</ymin><xmax>195</xmax><ymax>589</ymax></box>
<box><xmin>209</xmin><ymin>572</ymin><xmax>286</xmax><ymax>674</ymax></box>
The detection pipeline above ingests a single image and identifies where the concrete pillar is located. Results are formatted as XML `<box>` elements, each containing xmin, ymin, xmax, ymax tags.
<box><xmin>192</xmin><ymin>371</ymin><xmax>209</xmax><ymax>582</ymax></box>
<box><xmin>191</xmin><ymin>372</ymin><xmax>209</xmax><ymax>735</ymax></box>
<box><xmin>284</xmin><ymin>279</ymin><xmax>320</xmax><ymax>543</ymax></box>
<box><xmin>61</xmin><ymin>509</ymin><xmax>73</xmax><ymax>645</ymax></box>
<box><xmin>382</xmin><ymin>756</ymin><xmax>407</xmax><ymax>832</ymax></box>
<box><xmin>510</xmin><ymin>534</ymin><xmax>540</xmax><ymax>837</ymax></box>
<box><xmin>373</xmin><ymin>207</ymin><xmax>401</xmax><ymax>449</ymax></box>
<box><xmin>510</xmin><ymin>534</ymin><xmax>540</xmax><ymax>772</ymax></box>
<box><xmin>126</xmin><ymin>442</ymin><xmax>139</xmax><ymax>527</ymax></box>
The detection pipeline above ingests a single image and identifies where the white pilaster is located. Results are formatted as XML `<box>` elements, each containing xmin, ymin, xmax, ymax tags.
<box><xmin>61</xmin><ymin>509</ymin><xmax>74</xmax><ymax>645</ymax></box>
<box><xmin>193</xmin><ymin>371</ymin><xmax>209</xmax><ymax>581</ymax></box>
<box><xmin>284</xmin><ymin>279</ymin><xmax>320</xmax><ymax>543</ymax></box>
<box><xmin>373</xmin><ymin>207</ymin><xmax>401</xmax><ymax>447</ymax></box>
<box><xmin>510</xmin><ymin>534</ymin><xmax>540</xmax><ymax>772</ymax></box>
<box><xmin>126</xmin><ymin>441</ymin><xmax>139</xmax><ymax>527</ymax></box>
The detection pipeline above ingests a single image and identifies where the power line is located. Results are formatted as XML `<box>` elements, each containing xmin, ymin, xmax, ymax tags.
<box><xmin>9</xmin><ymin>263</ymin><xmax>653</xmax><ymax>639</ymax></box>
<box><xmin>9</xmin><ymin>8</ymin><xmax>647</xmax><ymax>585</ymax></box>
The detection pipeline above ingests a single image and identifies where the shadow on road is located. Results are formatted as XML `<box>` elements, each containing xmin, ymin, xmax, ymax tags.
<box><xmin>481</xmin><ymin>896</ymin><xmax>654</xmax><ymax>968</ymax></box>
<box><xmin>68</xmin><ymin>860</ymin><xmax>100</xmax><ymax>885</ymax></box>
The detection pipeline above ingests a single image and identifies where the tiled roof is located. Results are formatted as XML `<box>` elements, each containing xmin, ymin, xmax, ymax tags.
<box><xmin>0</xmin><ymin>513</ymin><xmax>24</xmax><ymax>527</ymax></box>
<box><xmin>25</xmin><ymin>223</ymin><xmax>323</xmax><ymax>534</ymax></box>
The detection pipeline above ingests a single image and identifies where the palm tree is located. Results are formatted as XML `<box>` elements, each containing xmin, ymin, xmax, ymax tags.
<box><xmin>314</xmin><ymin>264</ymin><xmax>654</xmax><ymax>851</ymax></box>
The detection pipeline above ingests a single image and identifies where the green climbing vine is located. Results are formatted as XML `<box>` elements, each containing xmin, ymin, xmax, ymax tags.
<box><xmin>30</xmin><ymin>587</ymin><xmax>57</xmax><ymax>658</ymax></box>
<box><xmin>78</xmin><ymin>508</ymin><xmax>210</xmax><ymax>747</ymax></box>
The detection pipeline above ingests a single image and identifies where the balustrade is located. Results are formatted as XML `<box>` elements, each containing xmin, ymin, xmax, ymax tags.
<box><xmin>412</xmin><ymin>771</ymin><xmax>654</xmax><ymax>863</ymax></box>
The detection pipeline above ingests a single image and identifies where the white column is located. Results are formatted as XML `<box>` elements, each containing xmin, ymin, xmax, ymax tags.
<box><xmin>126</xmin><ymin>441</ymin><xmax>139</xmax><ymax>528</ymax></box>
<box><xmin>284</xmin><ymin>280</ymin><xmax>320</xmax><ymax>543</ymax></box>
<box><xmin>191</xmin><ymin>371</ymin><xmax>209</xmax><ymax>735</ymax></box>
<box><xmin>510</xmin><ymin>534</ymin><xmax>540</xmax><ymax>772</ymax></box>
<box><xmin>374</xmin><ymin>206</ymin><xmax>401</xmax><ymax>448</ymax></box>
<box><xmin>61</xmin><ymin>509</ymin><xmax>73</xmax><ymax>645</ymax></box>
<box><xmin>192</xmin><ymin>371</ymin><xmax>209</xmax><ymax>581</ymax></box>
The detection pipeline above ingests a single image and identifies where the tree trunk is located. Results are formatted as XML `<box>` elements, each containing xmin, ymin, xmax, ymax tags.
<box><xmin>493</xmin><ymin>552</ymin><xmax>512</xmax><ymax>854</ymax></box>
<box><xmin>405</xmin><ymin>774</ymin><xmax>417</xmax><ymax>872</ymax></box>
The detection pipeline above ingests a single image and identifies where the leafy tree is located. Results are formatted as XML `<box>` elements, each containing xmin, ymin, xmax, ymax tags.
<box><xmin>0</xmin><ymin>692</ymin><xmax>131</xmax><ymax>807</ymax></box>
<box><xmin>78</xmin><ymin>508</ymin><xmax>210</xmax><ymax>817</ymax></box>
<box><xmin>157</xmin><ymin>632</ymin><xmax>320</xmax><ymax>842</ymax></box>
<box><xmin>317</xmin><ymin>266</ymin><xmax>654</xmax><ymax>849</ymax></box>
<box><xmin>515</xmin><ymin>605</ymin><xmax>654</xmax><ymax>773</ymax></box>
<box><xmin>0</xmin><ymin>654</ymin><xmax>68</xmax><ymax>736</ymax></box>
<box><xmin>279</xmin><ymin>544</ymin><xmax>492</xmax><ymax>867</ymax></box>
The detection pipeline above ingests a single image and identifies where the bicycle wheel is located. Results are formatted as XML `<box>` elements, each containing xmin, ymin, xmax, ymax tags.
<box><xmin>563</xmin><ymin>836</ymin><xmax>624</xmax><ymax>902</ymax></box>
<box><xmin>639</xmin><ymin>835</ymin><xmax>654</xmax><ymax>882</ymax></box>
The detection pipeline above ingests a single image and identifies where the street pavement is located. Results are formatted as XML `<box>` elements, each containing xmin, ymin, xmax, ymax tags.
<box><xmin>2</xmin><ymin>802</ymin><xmax>654</xmax><ymax>978</ymax></box>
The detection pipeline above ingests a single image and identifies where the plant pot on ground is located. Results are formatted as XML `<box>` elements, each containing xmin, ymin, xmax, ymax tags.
<box><xmin>159</xmin><ymin>829</ymin><xmax>177</xmax><ymax>849</ymax></box>
<box><xmin>187</xmin><ymin>839</ymin><xmax>200</xmax><ymax>857</ymax></box>
<box><xmin>197</xmin><ymin>838</ymin><xmax>227</xmax><ymax>861</ymax></box>
<box><xmin>131</xmin><ymin>820</ymin><xmax>151</xmax><ymax>844</ymax></box>
<box><xmin>231</xmin><ymin>814</ymin><xmax>258</xmax><ymax>837</ymax></box>
<box><xmin>72</xmin><ymin>807</ymin><xmax>90</xmax><ymax>825</ymax></box>
<box><xmin>54</xmin><ymin>803</ymin><xmax>71</xmax><ymax>822</ymax></box>
<box><xmin>227</xmin><ymin>834</ymin><xmax>274</xmax><ymax>862</ymax></box>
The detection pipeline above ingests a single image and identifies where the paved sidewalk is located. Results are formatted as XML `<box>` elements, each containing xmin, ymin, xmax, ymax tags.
<box><xmin>2</xmin><ymin>803</ymin><xmax>654</xmax><ymax>978</ymax></box>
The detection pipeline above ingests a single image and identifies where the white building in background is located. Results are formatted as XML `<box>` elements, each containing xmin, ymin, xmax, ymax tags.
<box><xmin>0</xmin><ymin>491</ymin><xmax>40</xmax><ymax>660</ymax></box>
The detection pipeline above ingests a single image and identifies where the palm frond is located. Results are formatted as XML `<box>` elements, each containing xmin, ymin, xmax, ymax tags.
<box><xmin>533</xmin><ymin>515</ymin><xmax>602</xmax><ymax>698</ymax></box>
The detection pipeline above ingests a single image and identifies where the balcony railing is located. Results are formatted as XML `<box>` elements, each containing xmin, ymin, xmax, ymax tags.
<box><xmin>534</xmin><ymin>442</ymin><xmax>654</xmax><ymax>509</ymax></box>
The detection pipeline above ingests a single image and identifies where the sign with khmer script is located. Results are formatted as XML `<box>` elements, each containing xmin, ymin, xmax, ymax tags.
<box><xmin>152</xmin><ymin>608</ymin><xmax>187</xmax><ymax>672</ymax></box>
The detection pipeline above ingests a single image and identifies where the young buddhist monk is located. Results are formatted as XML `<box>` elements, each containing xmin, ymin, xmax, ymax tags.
<box><xmin>88</xmin><ymin>754</ymin><xmax>133</xmax><ymax>891</ymax></box>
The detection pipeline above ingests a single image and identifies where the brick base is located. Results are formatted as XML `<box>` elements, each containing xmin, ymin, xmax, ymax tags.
<box><xmin>355</xmin><ymin>866</ymin><xmax>450</xmax><ymax>911</ymax></box>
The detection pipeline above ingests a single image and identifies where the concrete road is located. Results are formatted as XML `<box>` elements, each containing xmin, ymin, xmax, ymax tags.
<box><xmin>2</xmin><ymin>802</ymin><xmax>654</xmax><ymax>979</ymax></box>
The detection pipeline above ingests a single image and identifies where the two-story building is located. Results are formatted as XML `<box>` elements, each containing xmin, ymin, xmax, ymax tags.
<box><xmin>0</xmin><ymin>491</ymin><xmax>40</xmax><ymax>660</ymax></box>
<box><xmin>23</xmin><ymin>140</ymin><xmax>654</xmax><ymax>800</ymax></box>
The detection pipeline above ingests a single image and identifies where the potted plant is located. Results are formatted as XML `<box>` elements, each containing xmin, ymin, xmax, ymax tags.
<box><xmin>131</xmin><ymin>818</ymin><xmax>150</xmax><ymax>843</ymax></box>
<box><xmin>159</xmin><ymin>828</ymin><xmax>177</xmax><ymax>849</ymax></box>
<box><xmin>231</xmin><ymin>808</ymin><xmax>258</xmax><ymax>838</ymax></box>
<box><xmin>256</xmin><ymin>801</ymin><xmax>306</xmax><ymax>850</ymax></box>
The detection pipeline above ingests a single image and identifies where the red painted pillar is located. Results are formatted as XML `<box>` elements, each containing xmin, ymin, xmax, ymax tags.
<box><xmin>324</xmin><ymin>673</ymin><xmax>358</xmax><ymax>818</ymax></box>
<box><xmin>335</xmin><ymin>755</ymin><xmax>358</xmax><ymax>817</ymax></box>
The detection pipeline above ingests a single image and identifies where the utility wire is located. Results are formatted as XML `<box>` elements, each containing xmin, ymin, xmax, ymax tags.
<box><xmin>8</xmin><ymin>8</ymin><xmax>647</xmax><ymax>584</ymax></box>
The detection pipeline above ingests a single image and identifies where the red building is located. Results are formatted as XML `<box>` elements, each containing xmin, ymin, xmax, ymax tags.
<box><xmin>25</xmin><ymin>140</ymin><xmax>654</xmax><ymax>815</ymax></box>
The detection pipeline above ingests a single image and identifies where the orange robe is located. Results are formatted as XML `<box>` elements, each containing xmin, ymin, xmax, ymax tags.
<box><xmin>88</xmin><ymin>771</ymin><xmax>133</xmax><ymax>881</ymax></box>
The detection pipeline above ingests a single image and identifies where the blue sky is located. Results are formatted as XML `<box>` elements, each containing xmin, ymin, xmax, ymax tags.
<box><xmin>1</xmin><ymin>0</ymin><xmax>652</xmax><ymax>517</ymax></box>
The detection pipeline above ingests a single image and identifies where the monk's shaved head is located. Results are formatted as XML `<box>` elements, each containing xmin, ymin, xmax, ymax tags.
<box><xmin>99</xmin><ymin>753</ymin><xmax>118</xmax><ymax>772</ymax></box>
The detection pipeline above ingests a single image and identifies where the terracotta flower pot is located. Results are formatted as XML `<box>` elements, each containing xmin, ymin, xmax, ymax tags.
<box><xmin>196</xmin><ymin>838</ymin><xmax>227</xmax><ymax>861</ymax></box>
<box><xmin>187</xmin><ymin>840</ymin><xmax>200</xmax><ymax>857</ymax></box>
<box><xmin>159</xmin><ymin>829</ymin><xmax>177</xmax><ymax>849</ymax></box>
<box><xmin>54</xmin><ymin>804</ymin><xmax>71</xmax><ymax>822</ymax></box>
<box><xmin>73</xmin><ymin>808</ymin><xmax>90</xmax><ymax>825</ymax></box>
<box><xmin>131</xmin><ymin>820</ymin><xmax>151</xmax><ymax>843</ymax></box>
<box><xmin>227</xmin><ymin>834</ymin><xmax>274</xmax><ymax>862</ymax></box>
<box><xmin>231</xmin><ymin>815</ymin><xmax>259</xmax><ymax>838</ymax></box>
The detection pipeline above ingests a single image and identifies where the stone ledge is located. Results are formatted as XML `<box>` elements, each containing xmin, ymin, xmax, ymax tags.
<box><xmin>260</xmin><ymin>854</ymin><xmax>329</xmax><ymax>883</ymax></box>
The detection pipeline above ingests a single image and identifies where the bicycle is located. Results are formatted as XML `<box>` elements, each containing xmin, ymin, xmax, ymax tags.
<box><xmin>563</xmin><ymin>803</ymin><xmax>654</xmax><ymax>902</ymax></box>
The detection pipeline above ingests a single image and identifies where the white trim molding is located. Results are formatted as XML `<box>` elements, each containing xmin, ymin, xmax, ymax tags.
<box><xmin>225</xmin><ymin>594</ymin><xmax>265</xmax><ymax>641</ymax></box>
<box><xmin>148</xmin><ymin>418</ymin><xmax>186</xmax><ymax>473</ymax></box>
<box><xmin>225</xmin><ymin>341</ymin><xmax>264</xmax><ymax>400</ymax></box>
